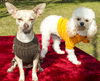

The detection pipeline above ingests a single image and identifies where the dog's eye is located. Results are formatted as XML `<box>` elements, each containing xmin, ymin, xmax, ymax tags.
<box><xmin>18</xmin><ymin>18</ymin><xmax>23</xmax><ymax>21</ymax></box>
<box><xmin>29</xmin><ymin>19</ymin><xmax>34</xmax><ymax>21</ymax></box>
<box><xmin>85</xmin><ymin>19</ymin><xmax>89</xmax><ymax>22</ymax></box>
<box><xmin>77</xmin><ymin>18</ymin><xmax>81</xmax><ymax>21</ymax></box>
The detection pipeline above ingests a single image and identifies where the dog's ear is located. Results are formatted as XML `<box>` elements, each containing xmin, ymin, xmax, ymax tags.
<box><xmin>33</xmin><ymin>3</ymin><xmax>46</xmax><ymax>17</ymax></box>
<box><xmin>87</xmin><ymin>20</ymin><xmax>97</xmax><ymax>39</ymax></box>
<box><xmin>5</xmin><ymin>2</ymin><xmax>18</xmax><ymax>18</ymax></box>
<box><xmin>67</xmin><ymin>18</ymin><xmax>77</xmax><ymax>37</ymax></box>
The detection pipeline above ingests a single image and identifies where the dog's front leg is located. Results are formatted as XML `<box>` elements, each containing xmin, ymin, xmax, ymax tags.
<box><xmin>52</xmin><ymin>35</ymin><xmax>65</xmax><ymax>54</ymax></box>
<box><xmin>66</xmin><ymin>49</ymin><xmax>81</xmax><ymax>65</ymax></box>
<box><xmin>7</xmin><ymin>57</ymin><xmax>17</xmax><ymax>72</ymax></box>
<box><xmin>7</xmin><ymin>60</ymin><xmax>17</xmax><ymax>72</ymax></box>
<box><xmin>32</xmin><ymin>54</ymin><xmax>39</xmax><ymax>81</ymax></box>
<box><xmin>15</xmin><ymin>56</ymin><xmax>25</xmax><ymax>81</ymax></box>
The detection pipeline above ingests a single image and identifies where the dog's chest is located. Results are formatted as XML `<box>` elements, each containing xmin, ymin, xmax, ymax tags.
<box><xmin>13</xmin><ymin>36</ymin><xmax>40</xmax><ymax>63</ymax></box>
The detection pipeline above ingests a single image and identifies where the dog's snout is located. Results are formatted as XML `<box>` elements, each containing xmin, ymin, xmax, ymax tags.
<box><xmin>24</xmin><ymin>23</ymin><xmax>29</xmax><ymax>29</ymax></box>
<box><xmin>80</xmin><ymin>22</ymin><xmax>84</xmax><ymax>26</ymax></box>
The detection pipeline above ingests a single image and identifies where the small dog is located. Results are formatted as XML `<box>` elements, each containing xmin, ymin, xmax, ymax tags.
<box><xmin>5</xmin><ymin>2</ymin><xmax>46</xmax><ymax>81</ymax></box>
<box><xmin>40</xmin><ymin>7</ymin><xmax>97</xmax><ymax>65</ymax></box>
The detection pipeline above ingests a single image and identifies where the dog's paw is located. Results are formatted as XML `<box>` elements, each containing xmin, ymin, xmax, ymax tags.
<box><xmin>72</xmin><ymin>60</ymin><xmax>81</xmax><ymax>65</ymax></box>
<box><xmin>32</xmin><ymin>74</ymin><xmax>38</xmax><ymax>81</ymax></box>
<box><xmin>19</xmin><ymin>80</ymin><xmax>24</xmax><ymax>81</ymax></box>
<box><xmin>7</xmin><ymin>68</ymin><xmax>13</xmax><ymax>72</ymax></box>
<box><xmin>19</xmin><ymin>78</ymin><xmax>25</xmax><ymax>81</ymax></box>
<box><xmin>67</xmin><ymin>55</ymin><xmax>81</xmax><ymax>65</ymax></box>
<box><xmin>56</xmin><ymin>50</ymin><xmax>65</xmax><ymax>54</ymax></box>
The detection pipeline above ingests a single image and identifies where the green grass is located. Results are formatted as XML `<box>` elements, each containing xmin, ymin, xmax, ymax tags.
<box><xmin>0</xmin><ymin>1</ymin><xmax>100</xmax><ymax>60</ymax></box>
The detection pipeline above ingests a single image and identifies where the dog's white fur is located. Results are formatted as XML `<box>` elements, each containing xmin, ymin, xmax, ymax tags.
<box><xmin>40</xmin><ymin>7</ymin><xmax>97</xmax><ymax>65</ymax></box>
<box><xmin>5</xmin><ymin>2</ymin><xmax>46</xmax><ymax>81</ymax></box>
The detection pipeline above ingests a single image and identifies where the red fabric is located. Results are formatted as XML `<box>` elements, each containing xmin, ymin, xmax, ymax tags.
<box><xmin>0</xmin><ymin>34</ymin><xmax>100</xmax><ymax>81</ymax></box>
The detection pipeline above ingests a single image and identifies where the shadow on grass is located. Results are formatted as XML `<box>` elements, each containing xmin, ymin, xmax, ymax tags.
<box><xmin>91</xmin><ymin>27</ymin><xmax>100</xmax><ymax>59</ymax></box>
<box><xmin>92</xmin><ymin>34</ymin><xmax>98</xmax><ymax>58</ymax></box>
<box><xmin>0</xmin><ymin>11</ymin><xmax>9</xmax><ymax>18</ymax></box>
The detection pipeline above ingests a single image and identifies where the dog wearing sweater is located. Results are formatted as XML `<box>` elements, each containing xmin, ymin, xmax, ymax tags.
<box><xmin>40</xmin><ymin>7</ymin><xmax>97</xmax><ymax>65</ymax></box>
<box><xmin>5</xmin><ymin>2</ymin><xmax>46</xmax><ymax>81</ymax></box>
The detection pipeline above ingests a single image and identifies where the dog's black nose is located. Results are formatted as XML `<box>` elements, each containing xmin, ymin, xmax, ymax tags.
<box><xmin>24</xmin><ymin>23</ymin><xmax>29</xmax><ymax>29</ymax></box>
<box><xmin>80</xmin><ymin>22</ymin><xmax>84</xmax><ymax>26</ymax></box>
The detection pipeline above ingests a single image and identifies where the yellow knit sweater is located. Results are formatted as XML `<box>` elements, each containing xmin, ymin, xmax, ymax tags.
<box><xmin>57</xmin><ymin>18</ymin><xmax>89</xmax><ymax>49</ymax></box>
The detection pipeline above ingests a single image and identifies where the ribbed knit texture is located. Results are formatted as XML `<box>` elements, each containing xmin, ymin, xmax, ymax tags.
<box><xmin>13</xmin><ymin>35</ymin><xmax>40</xmax><ymax>63</ymax></box>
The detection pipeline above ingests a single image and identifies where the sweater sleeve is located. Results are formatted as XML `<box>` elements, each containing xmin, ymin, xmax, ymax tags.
<box><xmin>65</xmin><ymin>38</ymin><xmax>75</xmax><ymax>49</ymax></box>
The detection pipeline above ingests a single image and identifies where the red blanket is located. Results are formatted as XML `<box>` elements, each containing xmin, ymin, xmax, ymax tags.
<box><xmin>0</xmin><ymin>34</ymin><xmax>100</xmax><ymax>81</ymax></box>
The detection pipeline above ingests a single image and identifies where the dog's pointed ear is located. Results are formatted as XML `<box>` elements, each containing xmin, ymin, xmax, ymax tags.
<box><xmin>33</xmin><ymin>3</ymin><xmax>46</xmax><ymax>17</ymax></box>
<box><xmin>87</xmin><ymin>20</ymin><xmax>97</xmax><ymax>39</ymax></box>
<box><xmin>5</xmin><ymin>2</ymin><xmax>18</xmax><ymax>18</ymax></box>
<box><xmin>67</xmin><ymin>18</ymin><xmax>77</xmax><ymax>37</ymax></box>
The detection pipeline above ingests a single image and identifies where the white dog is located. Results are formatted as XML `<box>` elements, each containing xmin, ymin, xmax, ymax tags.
<box><xmin>40</xmin><ymin>7</ymin><xmax>97</xmax><ymax>65</ymax></box>
<box><xmin>5</xmin><ymin>2</ymin><xmax>46</xmax><ymax>81</ymax></box>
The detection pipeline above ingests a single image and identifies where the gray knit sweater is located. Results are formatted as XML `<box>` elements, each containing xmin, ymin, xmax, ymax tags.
<box><xmin>13</xmin><ymin>35</ymin><xmax>40</xmax><ymax>63</ymax></box>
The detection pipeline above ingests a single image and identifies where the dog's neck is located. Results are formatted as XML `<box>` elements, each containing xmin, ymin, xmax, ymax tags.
<box><xmin>17</xmin><ymin>30</ymin><xmax>34</xmax><ymax>43</ymax></box>
<box><xmin>77</xmin><ymin>29</ymin><xmax>87</xmax><ymax>36</ymax></box>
